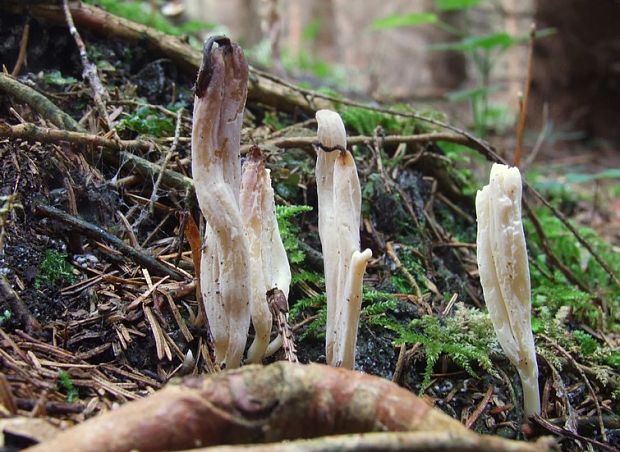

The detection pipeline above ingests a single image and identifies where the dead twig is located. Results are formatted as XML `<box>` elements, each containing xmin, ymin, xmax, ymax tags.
<box><xmin>268</xmin><ymin>288</ymin><xmax>298</xmax><ymax>363</ymax></box>
<box><xmin>513</xmin><ymin>24</ymin><xmax>536</xmax><ymax>167</ymax></box>
<box><xmin>35</xmin><ymin>204</ymin><xmax>185</xmax><ymax>281</ymax></box>
<box><xmin>10</xmin><ymin>19</ymin><xmax>30</xmax><ymax>76</ymax></box>
<box><xmin>0</xmin><ymin>121</ymin><xmax>148</xmax><ymax>151</ymax></box>
<box><xmin>531</xmin><ymin>414</ymin><xmax>615</xmax><ymax>452</ymax></box>
<box><xmin>0</xmin><ymin>73</ymin><xmax>81</xmax><ymax>131</ymax></box>
<box><xmin>0</xmin><ymin>121</ymin><xmax>193</xmax><ymax>192</ymax></box>
<box><xmin>540</xmin><ymin>334</ymin><xmax>607</xmax><ymax>442</ymax></box>
<box><xmin>464</xmin><ymin>384</ymin><xmax>495</xmax><ymax>429</ymax></box>
<box><xmin>385</xmin><ymin>241</ymin><xmax>423</xmax><ymax>302</ymax></box>
<box><xmin>240</xmin><ymin>132</ymin><xmax>478</xmax><ymax>154</ymax></box>
<box><xmin>148</xmin><ymin>108</ymin><xmax>184</xmax><ymax>216</ymax></box>
<box><xmin>523</xmin><ymin>201</ymin><xmax>592</xmax><ymax>294</ymax></box>
<box><xmin>0</xmin><ymin>275</ymin><xmax>41</xmax><ymax>334</ymax></box>
<box><xmin>61</xmin><ymin>0</ymin><xmax>112</xmax><ymax>131</ymax></box>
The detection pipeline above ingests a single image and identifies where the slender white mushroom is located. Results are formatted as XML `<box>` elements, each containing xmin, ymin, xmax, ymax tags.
<box><xmin>240</xmin><ymin>147</ymin><xmax>292</xmax><ymax>363</ymax></box>
<box><xmin>476</xmin><ymin>163</ymin><xmax>540</xmax><ymax>417</ymax></box>
<box><xmin>315</xmin><ymin>109</ymin><xmax>372</xmax><ymax>369</ymax></box>
<box><xmin>192</xmin><ymin>37</ymin><xmax>251</xmax><ymax>369</ymax></box>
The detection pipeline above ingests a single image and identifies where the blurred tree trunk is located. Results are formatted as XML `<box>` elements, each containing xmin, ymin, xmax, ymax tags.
<box><xmin>531</xmin><ymin>0</ymin><xmax>620</xmax><ymax>144</ymax></box>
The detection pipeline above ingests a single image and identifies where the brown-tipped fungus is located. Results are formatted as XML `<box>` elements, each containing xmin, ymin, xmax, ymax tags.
<box><xmin>476</xmin><ymin>163</ymin><xmax>540</xmax><ymax>417</ymax></box>
<box><xmin>315</xmin><ymin>109</ymin><xmax>372</xmax><ymax>369</ymax></box>
<box><xmin>192</xmin><ymin>37</ymin><xmax>251</xmax><ymax>368</ymax></box>
<box><xmin>192</xmin><ymin>38</ymin><xmax>291</xmax><ymax>367</ymax></box>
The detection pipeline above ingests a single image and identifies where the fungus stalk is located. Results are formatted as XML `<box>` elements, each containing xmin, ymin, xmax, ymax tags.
<box><xmin>315</xmin><ymin>109</ymin><xmax>372</xmax><ymax>369</ymax></box>
<box><xmin>192</xmin><ymin>37</ymin><xmax>250</xmax><ymax>369</ymax></box>
<box><xmin>476</xmin><ymin>163</ymin><xmax>540</xmax><ymax>417</ymax></box>
<box><xmin>240</xmin><ymin>147</ymin><xmax>292</xmax><ymax>363</ymax></box>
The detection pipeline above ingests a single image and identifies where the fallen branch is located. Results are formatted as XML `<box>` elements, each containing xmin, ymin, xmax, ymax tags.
<box><xmin>0</xmin><ymin>121</ymin><xmax>193</xmax><ymax>192</ymax></box>
<box><xmin>0</xmin><ymin>73</ymin><xmax>81</xmax><ymax>132</ymax></box>
<box><xmin>240</xmin><ymin>132</ymin><xmax>475</xmax><ymax>154</ymax></box>
<box><xmin>36</xmin><ymin>204</ymin><xmax>185</xmax><ymax>281</ymax></box>
<box><xmin>0</xmin><ymin>121</ymin><xmax>148</xmax><ymax>151</ymax></box>
<box><xmin>26</xmin><ymin>362</ymin><xmax>551</xmax><ymax>452</ymax></box>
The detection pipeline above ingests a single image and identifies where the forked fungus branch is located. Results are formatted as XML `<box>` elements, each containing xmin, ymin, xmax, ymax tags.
<box><xmin>315</xmin><ymin>110</ymin><xmax>373</xmax><ymax>369</ymax></box>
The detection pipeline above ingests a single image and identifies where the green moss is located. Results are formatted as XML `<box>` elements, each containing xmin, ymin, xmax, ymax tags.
<box><xmin>383</xmin><ymin>304</ymin><xmax>497</xmax><ymax>393</ymax></box>
<box><xmin>275</xmin><ymin>204</ymin><xmax>313</xmax><ymax>265</ymax></box>
<box><xmin>117</xmin><ymin>106</ymin><xmax>175</xmax><ymax>138</ymax></box>
<box><xmin>525</xmin><ymin>211</ymin><xmax>620</xmax><ymax>331</ymax></box>
<box><xmin>57</xmin><ymin>371</ymin><xmax>79</xmax><ymax>403</ymax></box>
<box><xmin>36</xmin><ymin>250</ymin><xmax>76</xmax><ymax>289</ymax></box>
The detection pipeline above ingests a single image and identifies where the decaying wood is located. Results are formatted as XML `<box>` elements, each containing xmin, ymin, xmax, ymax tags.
<box><xmin>27</xmin><ymin>362</ymin><xmax>551</xmax><ymax>452</ymax></box>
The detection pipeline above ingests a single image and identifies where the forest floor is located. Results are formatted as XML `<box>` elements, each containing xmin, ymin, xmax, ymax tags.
<box><xmin>0</xmin><ymin>3</ymin><xmax>619</xmax><ymax>451</ymax></box>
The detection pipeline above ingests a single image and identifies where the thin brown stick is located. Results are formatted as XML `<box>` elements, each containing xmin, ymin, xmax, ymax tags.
<box><xmin>385</xmin><ymin>241</ymin><xmax>423</xmax><ymax>302</ymax></box>
<box><xmin>525</xmin><ymin>189</ymin><xmax>620</xmax><ymax>290</ymax></box>
<box><xmin>163</xmin><ymin>292</ymin><xmax>193</xmax><ymax>343</ymax></box>
<box><xmin>148</xmin><ymin>108</ymin><xmax>184</xmax><ymax>215</ymax></box>
<box><xmin>531</xmin><ymin>415</ymin><xmax>614</xmax><ymax>452</ymax></box>
<box><xmin>35</xmin><ymin>204</ymin><xmax>185</xmax><ymax>281</ymax></box>
<box><xmin>0</xmin><ymin>275</ymin><xmax>41</xmax><ymax>334</ymax></box>
<box><xmin>268</xmin><ymin>288</ymin><xmax>298</xmax><ymax>363</ymax></box>
<box><xmin>523</xmin><ymin>201</ymin><xmax>592</xmax><ymax>294</ymax></box>
<box><xmin>61</xmin><ymin>0</ymin><xmax>112</xmax><ymax>131</ymax></box>
<box><xmin>464</xmin><ymin>384</ymin><xmax>494</xmax><ymax>429</ymax></box>
<box><xmin>513</xmin><ymin>24</ymin><xmax>536</xmax><ymax>167</ymax></box>
<box><xmin>240</xmin><ymin>132</ymin><xmax>476</xmax><ymax>154</ymax></box>
<box><xmin>10</xmin><ymin>20</ymin><xmax>30</xmax><ymax>76</ymax></box>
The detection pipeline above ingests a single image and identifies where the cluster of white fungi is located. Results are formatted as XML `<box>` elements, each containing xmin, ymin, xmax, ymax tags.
<box><xmin>191</xmin><ymin>37</ymin><xmax>540</xmax><ymax>417</ymax></box>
